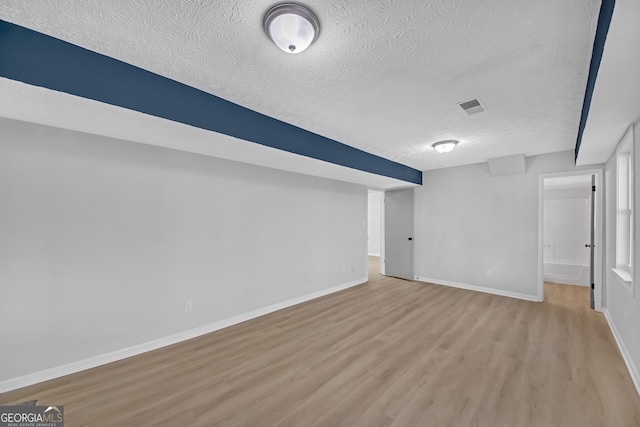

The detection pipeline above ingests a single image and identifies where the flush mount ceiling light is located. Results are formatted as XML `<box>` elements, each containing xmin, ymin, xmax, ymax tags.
<box><xmin>264</xmin><ymin>3</ymin><xmax>320</xmax><ymax>54</ymax></box>
<box><xmin>432</xmin><ymin>140</ymin><xmax>459</xmax><ymax>153</ymax></box>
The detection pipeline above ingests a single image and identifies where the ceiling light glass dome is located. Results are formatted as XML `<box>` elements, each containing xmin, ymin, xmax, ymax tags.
<box><xmin>432</xmin><ymin>140</ymin><xmax>459</xmax><ymax>153</ymax></box>
<box><xmin>264</xmin><ymin>3</ymin><xmax>320</xmax><ymax>54</ymax></box>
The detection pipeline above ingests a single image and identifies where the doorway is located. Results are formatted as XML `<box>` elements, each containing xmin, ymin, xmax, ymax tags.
<box><xmin>384</xmin><ymin>188</ymin><xmax>415</xmax><ymax>280</ymax></box>
<box><xmin>367</xmin><ymin>188</ymin><xmax>415</xmax><ymax>281</ymax></box>
<box><xmin>367</xmin><ymin>190</ymin><xmax>383</xmax><ymax>277</ymax></box>
<box><xmin>538</xmin><ymin>170</ymin><xmax>603</xmax><ymax>310</ymax></box>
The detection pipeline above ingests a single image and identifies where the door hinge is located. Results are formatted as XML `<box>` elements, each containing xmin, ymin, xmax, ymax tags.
<box><xmin>592</xmin><ymin>185</ymin><xmax>596</xmax><ymax>191</ymax></box>
<box><xmin>591</xmin><ymin>283</ymin><xmax>595</xmax><ymax>289</ymax></box>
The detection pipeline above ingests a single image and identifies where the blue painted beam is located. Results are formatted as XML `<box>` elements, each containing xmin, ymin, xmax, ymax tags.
<box><xmin>0</xmin><ymin>20</ymin><xmax>422</xmax><ymax>185</ymax></box>
<box><xmin>575</xmin><ymin>0</ymin><xmax>616</xmax><ymax>160</ymax></box>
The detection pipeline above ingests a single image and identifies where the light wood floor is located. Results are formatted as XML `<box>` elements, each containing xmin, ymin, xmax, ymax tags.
<box><xmin>2</xmin><ymin>256</ymin><xmax>639</xmax><ymax>426</ymax></box>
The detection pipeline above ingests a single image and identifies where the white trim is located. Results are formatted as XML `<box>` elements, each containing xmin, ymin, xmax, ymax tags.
<box><xmin>415</xmin><ymin>276</ymin><xmax>539</xmax><ymax>302</ymax></box>
<box><xmin>612</xmin><ymin>267</ymin><xmax>633</xmax><ymax>284</ymax></box>
<box><xmin>615</xmin><ymin>125</ymin><xmax>635</xmax><ymax>293</ymax></box>
<box><xmin>0</xmin><ymin>277</ymin><xmax>366</xmax><ymax>393</ymax></box>
<box><xmin>368</xmin><ymin>252</ymin><xmax>381</xmax><ymax>257</ymax></box>
<box><xmin>603</xmin><ymin>309</ymin><xmax>640</xmax><ymax>397</ymax></box>
<box><xmin>380</xmin><ymin>192</ymin><xmax>386</xmax><ymax>275</ymax></box>
<box><xmin>543</xmin><ymin>276</ymin><xmax>590</xmax><ymax>287</ymax></box>
<box><xmin>538</xmin><ymin>169</ymin><xmax>604</xmax><ymax>311</ymax></box>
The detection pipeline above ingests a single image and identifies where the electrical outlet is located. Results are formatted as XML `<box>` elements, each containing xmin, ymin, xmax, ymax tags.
<box><xmin>486</xmin><ymin>269</ymin><xmax>493</xmax><ymax>278</ymax></box>
<box><xmin>184</xmin><ymin>300</ymin><xmax>193</xmax><ymax>313</ymax></box>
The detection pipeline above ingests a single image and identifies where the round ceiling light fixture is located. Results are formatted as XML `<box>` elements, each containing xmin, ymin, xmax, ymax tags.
<box><xmin>264</xmin><ymin>3</ymin><xmax>320</xmax><ymax>54</ymax></box>
<box><xmin>432</xmin><ymin>140</ymin><xmax>459</xmax><ymax>153</ymax></box>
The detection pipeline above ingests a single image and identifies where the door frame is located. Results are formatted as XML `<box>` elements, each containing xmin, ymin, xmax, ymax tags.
<box><xmin>366</xmin><ymin>189</ymin><xmax>385</xmax><ymax>277</ymax></box>
<box><xmin>380</xmin><ymin>191</ymin><xmax>386</xmax><ymax>275</ymax></box>
<box><xmin>537</xmin><ymin>168</ymin><xmax>604</xmax><ymax>311</ymax></box>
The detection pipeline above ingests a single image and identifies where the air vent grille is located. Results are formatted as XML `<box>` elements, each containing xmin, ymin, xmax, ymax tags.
<box><xmin>458</xmin><ymin>98</ymin><xmax>485</xmax><ymax>115</ymax></box>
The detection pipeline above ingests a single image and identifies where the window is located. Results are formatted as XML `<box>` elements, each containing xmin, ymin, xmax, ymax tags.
<box><xmin>613</xmin><ymin>124</ymin><xmax>634</xmax><ymax>294</ymax></box>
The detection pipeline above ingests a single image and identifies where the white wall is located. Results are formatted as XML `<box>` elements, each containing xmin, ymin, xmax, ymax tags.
<box><xmin>604</xmin><ymin>118</ymin><xmax>640</xmax><ymax>393</ymax></box>
<box><xmin>0</xmin><ymin>117</ymin><xmax>368</xmax><ymax>387</ymax></box>
<box><xmin>543</xmin><ymin>187</ymin><xmax>590</xmax><ymax>265</ymax></box>
<box><xmin>414</xmin><ymin>150</ymin><xmax>600</xmax><ymax>300</ymax></box>
<box><xmin>367</xmin><ymin>190</ymin><xmax>382</xmax><ymax>256</ymax></box>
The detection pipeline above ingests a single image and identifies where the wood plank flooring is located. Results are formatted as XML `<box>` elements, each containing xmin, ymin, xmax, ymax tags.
<box><xmin>2</xmin><ymin>256</ymin><xmax>639</xmax><ymax>426</ymax></box>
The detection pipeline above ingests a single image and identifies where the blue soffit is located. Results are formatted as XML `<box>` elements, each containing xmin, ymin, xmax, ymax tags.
<box><xmin>574</xmin><ymin>0</ymin><xmax>616</xmax><ymax>161</ymax></box>
<box><xmin>0</xmin><ymin>20</ymin><xmax>422</xmax><ymax>185</ymax></box>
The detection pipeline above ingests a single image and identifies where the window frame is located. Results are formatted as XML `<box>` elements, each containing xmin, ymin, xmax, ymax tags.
<box><xmin>613</xmin><ymin>125</ymin><xmax>635</xmax><ymax>295</ymax></box>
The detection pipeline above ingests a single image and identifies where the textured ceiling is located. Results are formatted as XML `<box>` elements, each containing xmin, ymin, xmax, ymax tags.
<box><xmin>577</xmin><ymin>0</ymin><xmax>640</xmax><ymax>166</ymax></box>
<box><xmin>0</xmin><ymin>0</ymin><xmax>600</xmax><ymax>172</ymax></box>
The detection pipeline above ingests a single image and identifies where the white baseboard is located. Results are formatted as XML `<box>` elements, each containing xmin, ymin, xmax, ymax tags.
<box><xmin>543</xmin><ymin>276</ymin><xmax>590</xmax><ymax>287</ymax></box>
<box><xmin>415</xmin><ymin>276</ymin><xmax>540</xmax><ymax>302</ymax></box>
<box><xmin>603</xmin><ymin>309</ymin><xmax>640</xmax><ymax>397</ymax></box>
<box><xmin>368</xmin><ymin>252</ymin><xmax>380</xmax><ymax>257</ymax></box>
<box><xmin>0</xmin><ymin>277</ymin><xmax>366</xmax><ymax>393</ymax></box>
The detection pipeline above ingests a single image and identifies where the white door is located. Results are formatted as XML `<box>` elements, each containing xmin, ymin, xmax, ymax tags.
<box><xmin>384</xmin><ymin>189</ymin><xmax>414</xmax><ymax>280</ymax></box>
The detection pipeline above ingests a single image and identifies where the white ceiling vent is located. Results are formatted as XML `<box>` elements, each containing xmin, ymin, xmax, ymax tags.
<box><xmin>458</xmin><ymin>98</ymin><xmax>485</xmax><ymax>115</ymax></box>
